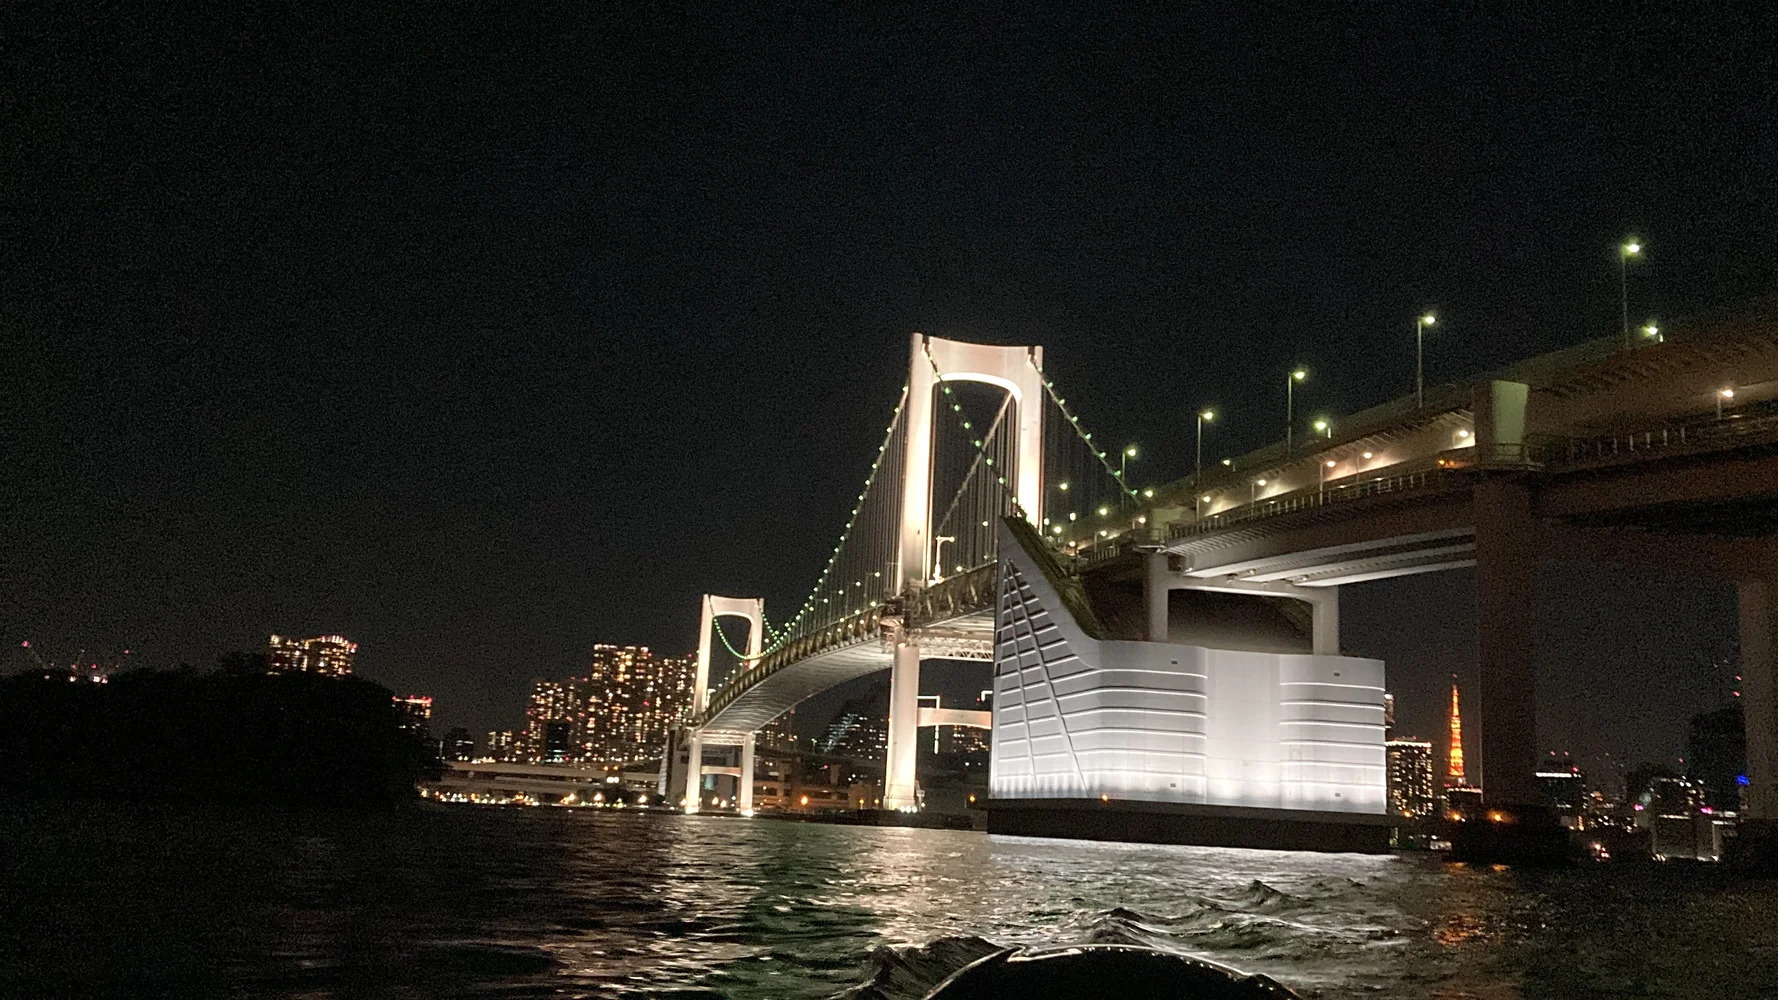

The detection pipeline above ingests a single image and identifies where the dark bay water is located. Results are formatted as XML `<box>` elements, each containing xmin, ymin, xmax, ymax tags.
<box><xmin>5</xmin><ymin>804</ymin><xmax>1778</xmax><ymax>999</ymax></box>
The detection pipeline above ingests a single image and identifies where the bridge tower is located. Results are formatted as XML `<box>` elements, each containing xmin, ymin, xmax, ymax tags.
<box><xmin>885</xmin><ymin>333</ymin><xmax>1045</xmax><ymax>810</ymax></box>
<box><xmin>681</xmin><ymin>594</ymin><xmax>764</xmax><ymax>814</ymax></box>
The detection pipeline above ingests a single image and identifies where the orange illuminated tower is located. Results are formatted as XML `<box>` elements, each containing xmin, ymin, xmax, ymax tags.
<box><xmin>1446</xmin><ymin>677</ymin><xmax>1467</xmax><ymax>786</ymax></box>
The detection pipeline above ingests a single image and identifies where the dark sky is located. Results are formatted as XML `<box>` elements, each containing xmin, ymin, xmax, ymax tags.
<box><xmin>7</xmin><ymin>8</ymin><xmax>1775</xmax><ymax>772</ymax></box>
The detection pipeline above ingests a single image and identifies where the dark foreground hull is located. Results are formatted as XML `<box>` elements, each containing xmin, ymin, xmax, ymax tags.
<box><xmin>923</xmin><ymin>945</ymin><xmax>1296</xmax><ymax>999</ymax></box>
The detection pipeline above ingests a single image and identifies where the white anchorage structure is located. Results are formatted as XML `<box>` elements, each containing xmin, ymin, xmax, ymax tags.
<box><xmin>990</xmin><ymin>521</ymin><xmax>1388</xmax><ymax>813</ymax></box>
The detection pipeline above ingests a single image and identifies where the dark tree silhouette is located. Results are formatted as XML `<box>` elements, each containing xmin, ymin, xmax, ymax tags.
<box><xmin>0</xmin><ymin>666</ymin><xmax>440</xmax><ymax>807</ymax></box>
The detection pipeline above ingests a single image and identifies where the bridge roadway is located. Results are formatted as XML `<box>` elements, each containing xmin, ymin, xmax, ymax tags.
<box><xmin>692</xmin><ymin>565</ymin><xmax>998</xmax><ymax>740</ymax></box>
<box><xmin>1094</xmin><ymin>318</ymin><xmax>1778</xmax><ymax>824</ymax></box>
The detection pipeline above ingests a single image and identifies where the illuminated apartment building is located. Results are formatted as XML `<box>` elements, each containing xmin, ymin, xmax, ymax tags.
<box><xmin>266</xmin><ymin>634</ymin><xmax>357</xmax><ymax>677</ymax></box>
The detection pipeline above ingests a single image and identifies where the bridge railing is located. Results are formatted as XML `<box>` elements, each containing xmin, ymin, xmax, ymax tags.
<box><xmin>1167</xmin><ymin>468</ymin><xmax>1449</xmax><ymax>541</ymax></box>
<box><xmin>1534</xmin><ymin>411</ymin><xmax>1778</xmax><ymax>468</ymax></box>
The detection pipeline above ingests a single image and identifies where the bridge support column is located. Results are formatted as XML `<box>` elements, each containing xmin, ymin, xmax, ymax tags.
<box><xmin>738</xmin><ymin>733</ymin><xmax>757</xmax><ymax>817</ymax></box>
<box><xmin>1739</xmin><ymin>577</ymin><xmax>1778</xmax><ymax>822</ymax></box>
<box><xmin>1312</xmin><ymin>587</ymin><xmax>1340</xmax><ymax>655</ymax></box>
<box><xmin>1472</xmin><ymin>477</ymin><xmax>1539</xmax><ymax>809</ymax></box>
<box><xmin>1143</xmin><ymin>549</ymin><xmax>1169</xmax><ymax>642</ymax></box>
<box><xmin>884</xmin><ymin>639</ymin><xmax>922</xmax><ymax>810</ymax></box>
<box><xmin>681</xmin><ymin>730</ymin><xmax>704</xmax><ymax>814</ymax></box>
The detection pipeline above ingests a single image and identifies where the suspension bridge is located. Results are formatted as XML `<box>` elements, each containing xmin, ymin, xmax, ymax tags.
<box><xmin>670</xmin><ymin>333</ymin><xmax>1136</xmax><ymax>813</ymax></box>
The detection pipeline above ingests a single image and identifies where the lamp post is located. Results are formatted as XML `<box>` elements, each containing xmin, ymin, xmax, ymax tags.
<box><xmin>1251</xmin><ymin>478</ymin><xmax>1268</xmax><ymax>504</ymax></box>
<box><xmin>1718</xmin><ymin>387</ymin><xmax>1735</xmax><ymax>421</ymax></box>
<box><xmin>1313</xmin><ymin>418</ymin><xmax>1332</xmax><ymax>440</ymax></box>
<box><xmin>1120</xmin><ymin>445</ymin><xmax>1137</xmax><ymax>510</ymax></box>
<box><xmin>1286</xmin><ymin>368</ymin><xmax>1307</xmax><ymax>455</ymax></box>
<box><xmin>1195</xmin><ymin>410</ymin><xmax>1214</xmax><ymax>517</ymax></box>
<box><xmin>1620</xmin><ymin>240</ymin><xmax>1642</xmax><ymax>349</ymax></box>
<box><xmin>931</xmin><ymin>535</ymin><xmax>955</xmax><ymax>584</ymax></box>
<box><xmin>1320</xmin><ymin>458</ymin><xmax>1336</xmax><ymax>493</ymax></box>
<box><xmin>1416</xmin><ymin>313</ymin><xmax>1435</xmax><ymax>407</ymax></box>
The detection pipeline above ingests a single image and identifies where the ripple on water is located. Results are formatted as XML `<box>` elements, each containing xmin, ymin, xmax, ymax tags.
<box><xmin>7</xmin><ymin>805</ymin><xmax>1778</xmax><ymax>999</ymax></box>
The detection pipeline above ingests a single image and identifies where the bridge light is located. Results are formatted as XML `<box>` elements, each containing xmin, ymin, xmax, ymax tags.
<box><xmin>1721</xmin><ymin>387</ymin><xmax>1736</xmax><ymax>398</ymax></box>
<box><xmin>1058</xmin><ymin>482</ymin><xmax>1069</xmax><ymax>491</ymax></box>
<box><xmin>1325</xmin><ymin>459</ymin><xmax>1336</xmax><ymax>468</ymax></box>
<box><xmin>1200</xmin><ymin>409</ymin><xmax>1215</xmax><ymax>421</ymax></box>
<box><xmin>1292</xmin><ymin>369</ymin><xmax>1307</xmax><ymax>381</ymax></box>
<box><xmin>1642</xmin><ymin>322</ymin><xmax>1661</xmax><ymax>341</ymax></box>
<box><xmin>1221</xmin><ymin>458</ymin><xmax>1232</xmax><ymax>467</ymax></box>
<box><xmin>1097</xmin><ymin>506</ymin><xmax>1109</xmax><ymax>516</ymax></box>
<box><xmin>1137</xmin><ymin>516</ymin><xmax>1147</xmax><ymax>524</ymax></box>
<box><xmin>1201</xmin><ymin>494</ymin><xmax>1212</xmax><ymax>502</ymax></box>
<box><xmin>982</xmin><ymin>520</ymin><xmax>990</xmax><ymax>526</ymax></box>
<box><xmin>1362</xmin><ymin>451</ymin><xmax>1373</xmax><ymax>459</ymax></box>
<box><xmin>1053</xmin><ymin>525</ymin><xmax>1064</xmax><ymax>534</ymax></box>
<box><xmin>1313</xmin><ymin>419</ymin><xmax>1328</xmax><ymax>432</ymax></box>
<box><xmin>1422</xmin><ymin>313</ymin><xmax>1436</xmax><ymax>326</ymax></box>
<box><xmin>1458</xmin><ymin>429</ymin><xmax>1471</xmax><ymax>438</ymax></box>
<box><xmin>1069</xmin><ymin>512</ymin><xmax>1077</xmax><ymax>521</ymax></box>
<box><xmin>1623</xmin><ymin>240</ymin><xmax>1641</xmax><ymax>256</ymax></box>
<box><xmin>1256</xmin><ymin>478</ymin><xmax>1268</xmax><ymax>486</ymax></box>
<box><xmin>1143</xmin><ymin>488</ymin><xmax>1154</xmax><ymax>498</ymax></box>
<box><xmin>1124</xmin><ymin>445</ymin><xmax>1138</xmax><ymax>457</ymax></box>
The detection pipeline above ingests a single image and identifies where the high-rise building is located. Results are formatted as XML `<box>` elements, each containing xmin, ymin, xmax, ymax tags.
<box><xmin>394</xmin><ymin>695</ymin><xmax>433</xmax><ymax>742</ymax></box>
<box><xmin>759</xmin><ymin>707</ymin><xmax>799</xmax><ymax>753</ymax></box>
<box><xmin>527</xmin><ymin>679</ymin><xmax>580</xmax><ymax>761</ymax></box>
<box><xmin>1386</xmin><ymin>739</ymin><xmax>1436</xmax><ymax>818</ymax></box>
<box><xmin>1536</xmin><ymin>764</ymin><xmax>1588</xmax><ymax>828</ymax></box>
<box><xmin>580</xmin><ymin>645</ymin><xmax>695</xmax><ymax>763</ymax></box>
<box><xmin>443</xmin><ymin>727</ymin><xmax>476</xmax><ymax>761</ymax></box>
<box><xmin>486</xmin><ymin>730</ymin><xmax>525</xmax><ymax>762</ymax></box>
<box><xmin>266</xmin><ymin>634</ymin><xmax>357</xmax><ymax>677</ymax></box>
<box><xmin>818</xmin><ymin>693</ymin><xmax>888</xmax><ymax>760</ymax></box>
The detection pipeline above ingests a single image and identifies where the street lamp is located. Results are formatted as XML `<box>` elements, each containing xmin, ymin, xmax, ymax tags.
<box><xmin>1320</xmin><ymin>458</ymin><xmax>1336</xmax><ymax>493</ymax></box>
<box><xmin>1195</xmin><ymin>409</ymin><xmax>1215</xmax><ymax>517</ymax></box>
<box><xmin>931</xmin><ymin>535</ymin><xmax>955</xmax><ymax>584</ymax></box>
<box><xmin>1718</xmin><ymin>387</ymin><xmax>1735</xmax><ymax>420</ymax></box>
<box><xmin>1119</xmin><ymin>445</ymin><xmax>1138</xmax><ymax>510</ymax></box>
<box><xmin>1416</xmin><ymin>313</ymin><xmax>1436</xmax><ymax>407</ymax></box>
<box><xmin>1642</xmin><ymin>321</ymin><xmax>1662</xmax><ymax>344</ymax></box>
<box><xmin>1620</xmin><ymin>240</ymin><xmax>1642</xmax><ymax>349</ymax></box>
<box><xmin>1313</xmin><ymin>418</ymin><xmax>1332</xmax><ymax>440</ymax></box>
<box><xmin>1286</xmin><ymin>368</ymin><xmax>1307</xmax><ymax>455</ymax></box>
<box><xmin>1251</xmin><ymin>478</ymin><xmax>1268</xmax><ymax>504</ymax></box>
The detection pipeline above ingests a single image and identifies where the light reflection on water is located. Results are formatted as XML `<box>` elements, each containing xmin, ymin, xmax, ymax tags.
<box><xmin>5</xmin><ymin>804</ymin><xmax>1778</xmax><ymax>999</ymax></box>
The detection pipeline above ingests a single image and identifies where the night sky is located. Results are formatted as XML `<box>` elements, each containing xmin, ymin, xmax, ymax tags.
<box><xmin>8</xmin><ymin>8</ymin><xmax>1776</xmax><ymax>775</ymax></box>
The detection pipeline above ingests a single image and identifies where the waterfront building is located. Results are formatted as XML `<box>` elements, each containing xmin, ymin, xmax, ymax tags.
<box><xmin>1386</xmin><ymin>739</ymin><xmax>1436</xmax><ymax>818</ymax></box>
<box><xmin>1537</xmin><ymin>759</ymin><xmax>1589</xmax><ymax>828</ymax></box>
<box><xmin>266</xmin><ymin>634</ymin><xmax>356</xmax><ymax>677</ymax></box>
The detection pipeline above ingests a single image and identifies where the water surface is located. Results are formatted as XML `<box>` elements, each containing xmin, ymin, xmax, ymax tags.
<box><xmin>4</xmin><ymin>804</ymin><xmax>1776</xmax><ymax>998</ymax></box>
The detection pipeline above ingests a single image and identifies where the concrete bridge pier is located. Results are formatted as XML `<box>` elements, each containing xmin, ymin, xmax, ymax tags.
<box><xmin>1472</xmin><ymin>477</ymin><xmax>1540</xmax><ymax>810</ymax></box>
<box><xmin>1739</xmin><ymin>576</ymin><xmax>1778</xmax><ymax>822</ymax></box>
<box><xmin>884</xmin><ymin>638</ymin><xmax>922</xmax><ymax>811</ymax></box>
<box><xmin>738</xmin><ymin>733</ymin><xmax>757</xmax><ymax>816</ymax></box>
<box><xmin>680</xmin><ymin>729</ymin><xmax>704</xmax><ymax>813</ymax></box>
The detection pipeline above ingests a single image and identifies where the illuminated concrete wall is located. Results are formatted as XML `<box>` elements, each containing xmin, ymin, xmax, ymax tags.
<box><xmin>990</xmin><ymin>537</ymin><xmax>1385</xmax><ymax>813</ymax></box>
